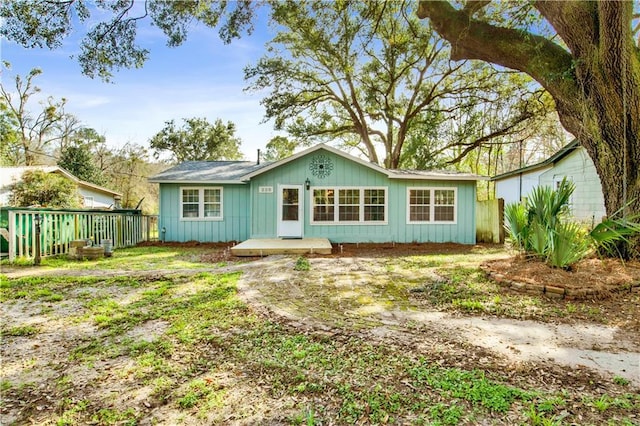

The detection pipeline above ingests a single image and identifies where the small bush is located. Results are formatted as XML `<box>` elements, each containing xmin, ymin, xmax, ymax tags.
<box><xmin>294</xmin><ymin>256</ymin><xmax>310</xmax><ymax>271</ymax></box>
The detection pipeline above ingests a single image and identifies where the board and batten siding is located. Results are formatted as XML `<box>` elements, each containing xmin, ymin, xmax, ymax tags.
<box><xmin>249</xmin><ymin>148</ymin><xmax>477</xmax><ymax>243</ymax></box>
<box><xmin>158</xmin><ymin>183</ymin><xmax>250</xmax><ymax>242</ymax></box>
<box><xmin>538</xmin><ymin>148</ymin><xmax>606</xmax><ymax>224</ymax></box>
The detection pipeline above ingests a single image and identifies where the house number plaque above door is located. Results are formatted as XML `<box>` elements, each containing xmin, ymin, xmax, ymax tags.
<box><xmin>309</xmin><ymin>155</ymin><xmax>333</xmax><ymax>179</ymax></box>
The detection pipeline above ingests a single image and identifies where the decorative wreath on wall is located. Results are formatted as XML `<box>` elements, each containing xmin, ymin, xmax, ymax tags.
<box><xmin>309</xmin><ymin>154</ymin><xmax>334</xmax><ymax>179</ymax></box>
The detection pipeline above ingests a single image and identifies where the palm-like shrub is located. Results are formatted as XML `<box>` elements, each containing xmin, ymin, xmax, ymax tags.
<box><xmin>547</xmin><ymin>222</ymin><xmax>590</xmax><ymax>268</ymax></box>
<box><xmin>504</xmin><ymin>178</ymin><xmax>638</xmax><ymax>268</ymax></box>
<box><xmin>503</xmin><ymin>202</ymin><xmax>528</xmax><ymax>251</ymax></box>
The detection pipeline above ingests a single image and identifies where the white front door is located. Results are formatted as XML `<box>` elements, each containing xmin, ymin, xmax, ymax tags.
<box><xmin>277</xmin><ymin>185</ymin><xmax>303</xmax><ymax>238</ymax></box>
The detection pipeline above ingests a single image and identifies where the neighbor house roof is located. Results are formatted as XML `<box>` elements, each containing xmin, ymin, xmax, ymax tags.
<box><xmin>152</xmin><ymin>144</ymin><xmax>487</xmax><ymax>184</ymax></box>
<box><xmin>0</xmin><ymin>166</ymin><xmax>122</xmax><ymax>196</ymax></box>
<box><xmin>491</xmin><ymin>140</ymin><xmax>580</xmax><ymax>182</ymax></box>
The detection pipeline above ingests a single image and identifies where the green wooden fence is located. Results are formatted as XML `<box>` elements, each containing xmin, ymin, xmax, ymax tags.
<box><xmin>1</xmin><ymin>207</ymin><xmax>158</xmax><ymax>262</ymax></box>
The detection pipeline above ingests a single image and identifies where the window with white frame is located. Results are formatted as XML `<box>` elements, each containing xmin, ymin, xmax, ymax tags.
<box><xmin>83</xmin><ymin>196</ymin><xmax>95</xmax><ymax>208</ymax></box>
<box><xmin>180</xmin><ymin>187</ymin><xmax>223</xmax><ymax>220</ymax></box>
<box><xmin>407</xmin><ymin>187</ymin><xmax>456</xmax><ymax>223</ymax></box>
<box><xmin>364</xmin><ymin>189</ymin><xmax>385</xmax><ymax>221</ymax></box>
<box><xmin>311</xmin><ymin>187</ymin><xmax>387</xmax><ymax>224</ymax></box>
<box><xmin>313</xmin><ymin>189</ymin><xmax>335</xmax><ymax>222</ymax></box>
<box><xmin>339</xmin><ymin>189</ymin><xmax>360</xmax><ymax>221</ymax></box>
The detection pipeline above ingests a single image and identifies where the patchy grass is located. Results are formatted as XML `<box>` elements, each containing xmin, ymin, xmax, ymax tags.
<box><xmin>1</xmin><ymin>324</ymin><xmax>40</xmax><ymax>337</ymax></box>
<box><xmin>2</xmin><ymin>245</ymin><xmax>638</xmax><ymax>425</ymax></box>
<box><xmin>1</xmin><ymin>245</ymin><xmax>215</xmax><ymax>272</ymax></box>
<box><xmin>390</xmin><ymin>254</ymin><xmax>638</xmax><ymax>327</ymax></box>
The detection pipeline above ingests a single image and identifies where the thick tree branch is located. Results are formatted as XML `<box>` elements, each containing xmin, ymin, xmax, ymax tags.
<box><xmin>416</xmin><ymin>1</ymin><xmax>579</xmax><ymax>115</ymax></box>
<box><xmin>462</xmin><ymin>0</ymin><xmax>490</xmax><ymax>17</ymax></box>
<box><xmin>534</xmin><ymin>1</ymin><xmax>598</xmax><ymax>58</ymax></box>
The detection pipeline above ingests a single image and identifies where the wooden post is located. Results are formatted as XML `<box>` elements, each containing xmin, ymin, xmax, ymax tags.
<box><xmin>34</xmin><ymin>213</ymin><xmax>41</xmax><ymax>265</ymax></box>
<box><xmin>8</xmin><ymin>210</ymin><xmax>16</xmax><ymax>262</ymax></box>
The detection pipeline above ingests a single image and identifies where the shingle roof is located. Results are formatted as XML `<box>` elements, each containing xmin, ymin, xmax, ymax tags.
<box><xmin>148</xmin><ymin>144</ymin><xmax>487</xmax><ymax>184</ymax></box>
<box><xmin>389</xmin><ymin>169</ymin><xmax>485</xmax><ymax>181</ymax></box>
<box><xmin>0</xmin><ymin>166</ymin><xmax>122</xmax><ymax>196</ymax></box>
<box><xmin>148</xmin><ymin>161</ymin><xmax>272</xmax><ymax>183</ymax></box>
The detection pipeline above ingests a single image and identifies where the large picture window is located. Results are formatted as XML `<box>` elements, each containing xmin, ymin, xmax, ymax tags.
<box><xmin>407</xmin><ymin>188</ymin><xmax>456</xmax><ymax>223</ymax></box>
<box><xmin>311</xmin><ymin>187</ymin><xmax>387</xmax><ymax>224</ymax></box>
<box><xmin>180</xmin><ymin>187</ymin><xmax>223</xmax><ymax>220</ymax></box>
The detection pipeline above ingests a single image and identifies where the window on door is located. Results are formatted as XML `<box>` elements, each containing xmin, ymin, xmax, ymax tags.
<box><xmin>281</xmin><ymin>188</ymin><xmax>299</xmax><ymax>221</ymax></box>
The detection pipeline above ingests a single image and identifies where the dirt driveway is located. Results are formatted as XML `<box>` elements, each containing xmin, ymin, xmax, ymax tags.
<box><xmin>238</xmin><ymin>255</ymin><xmax>640</xmax><ymax>387</ymax></box>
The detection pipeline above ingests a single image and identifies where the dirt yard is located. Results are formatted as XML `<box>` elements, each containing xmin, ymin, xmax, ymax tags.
<box><xmin>1</xmin><ymin>243</ymin><xmax>639</xmax><ymax>425</ymax></box>
<box><xmin>237</xmin><ymin>251</ymin><xmax>640</xmax><ymax>386</ymax></box>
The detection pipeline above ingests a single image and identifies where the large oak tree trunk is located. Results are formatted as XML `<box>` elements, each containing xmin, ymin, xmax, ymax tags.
<box><xmin>418</xmin><ymin>0</ymin><xmax>640</xmax><ymax>255</ymax></box>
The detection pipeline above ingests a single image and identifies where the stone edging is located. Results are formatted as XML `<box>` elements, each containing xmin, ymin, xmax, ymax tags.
<box><xmin>479</xmin><ymin>264</ymin><xmax>640</xmax><ymax>300</ymax></box>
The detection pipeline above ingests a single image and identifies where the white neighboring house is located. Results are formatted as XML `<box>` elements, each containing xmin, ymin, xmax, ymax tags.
<box><xmin>492</xmin><ymin>140</ymin><xmax>606</xmax><ymax>225</ymax></box>
<box><xmin>0</xmin><ymin>166</ymin><xmax>122</xmax><ymax>209</ymax></box>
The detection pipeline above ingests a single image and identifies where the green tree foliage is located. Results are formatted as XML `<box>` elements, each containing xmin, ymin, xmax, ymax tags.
<box><xmin>0</xmin><ymin>0</ymin><xmax>256</xmax><ymax>82</ymax></box>
<box><xmin>263</xmin><ymin>136</ymin><xmax>296</xmax><ymax>161</ymax></box>
<box><xmin>418</xmin><ymin>0</ymin><xmax>640</xmax><ymax>256</ymax></box>
<box><xmin>245</xmin><ymin>0</ymin><xmax>549</xmax><ymax>169</ymax></box>
<box><xmin>0</xmin><ymin>101</ymin><xmax>20</xmax><ymax>166</ymax></box>
<box><xmin>58</xmin><ymin>144</ymin><xmax>105</xmax><ymax>186</ymax></box>
<box><xmin>2</xmin><ymin>1</ymin><xmax>557</xmax><ymax>175</ymax></box>
<box><xmin>11</xmin><ymin>169</ymin><xmax>80</xmax><ymax>208</ymax></box>
<box><xmin>0</xmin><ymin>62</ymin><xmax>80</xmax><ymax>165</ymax></box>
<box><xmin>149</xmin><ymin>117</ymin><xmax>243</xmax><ymax>163</ymax></box>
<box><xmin>105</xmin><ymin>143</ymin><xmax>157</xmax><ymax>212</ymax></box>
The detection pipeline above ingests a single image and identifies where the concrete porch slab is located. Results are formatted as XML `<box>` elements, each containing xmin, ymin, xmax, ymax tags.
<box><xmin>230</xmin><ymin>238</ymin><xmax>332</xmax><ymax>256</ymax></box>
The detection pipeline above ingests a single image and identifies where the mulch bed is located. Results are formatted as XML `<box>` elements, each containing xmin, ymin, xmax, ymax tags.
<box><xmin>482</xmin><ymin>255</ymin><xmax>640</xmax><ymax>300</ymax></box>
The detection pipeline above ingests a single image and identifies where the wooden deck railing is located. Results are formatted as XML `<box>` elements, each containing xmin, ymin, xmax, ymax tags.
<box><xmin>1</xmin><ymin>207</ymin><xmax>158</xmax><ymax>262</ymax></box>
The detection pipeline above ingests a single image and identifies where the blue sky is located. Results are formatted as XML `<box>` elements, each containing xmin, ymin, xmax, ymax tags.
<box><xmin>1</xmin><ymin>6</ymin><xmax>276</xmax><ymax>161</ymax></box>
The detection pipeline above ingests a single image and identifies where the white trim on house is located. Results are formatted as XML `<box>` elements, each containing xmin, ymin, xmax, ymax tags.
<box><xmin>406</xmin><ymin>187</ymin><xmax>458</xmax><ymax>225</ymax></box>
<box><xmin>243</xmin><ymin>144</ymin><xmax>389</xmax><ymax>180</ymax></box>
<box><xmin>277</xmin><ymin>184</ymin><xmax>304</xmax><ymax>238</ymax></box>
<box><xmin>151</xmin><ymin>179</ymin><xmax>248</xmax><ymax>185</ymax></box>
<box><xmin>309</xmin><ymin>186</ymin><xmax>388</xmax><ymax>225</ymax></box>
<box><xmin>179</xmin><ymin>186</ymin><xmax>224</xmax><ymax>221</ymax></box>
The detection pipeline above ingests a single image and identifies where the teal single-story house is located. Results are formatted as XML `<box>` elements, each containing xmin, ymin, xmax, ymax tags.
<box><xmin>149</xmin><ymin>144</ymin><xmax>486</xmax><ymax>244</ymax></box>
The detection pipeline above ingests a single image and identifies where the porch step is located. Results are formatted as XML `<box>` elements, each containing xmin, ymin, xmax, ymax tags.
<box><xmin>231</xmin><ymin>238</ymin><xmax>332</xmax><ymax>257</ymax></box>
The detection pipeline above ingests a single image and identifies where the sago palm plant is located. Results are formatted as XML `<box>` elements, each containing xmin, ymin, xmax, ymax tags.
<box><xmin>503</xmin><ymin>178</ymin><xmax>638</xmax><ymax>269</ymax></box>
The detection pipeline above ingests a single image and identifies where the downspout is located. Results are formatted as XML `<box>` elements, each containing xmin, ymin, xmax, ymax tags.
<box><xmin>519</xmin><ymin>172</ymin><xmax>522</xmax><ymax>202</ymax></box>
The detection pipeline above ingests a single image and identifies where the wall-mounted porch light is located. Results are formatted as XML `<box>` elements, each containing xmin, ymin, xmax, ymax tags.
<box><xmin>305</xmin><ymin>178</ymin><xmax>311</xmax><ymax>190</ymax></box>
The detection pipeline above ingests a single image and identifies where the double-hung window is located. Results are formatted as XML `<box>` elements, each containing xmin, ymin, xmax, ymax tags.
<box><xmin>407</xmin><ymin>187</ymin><xmax>456</xmax><ymax>223</ymax></box>
<box><xmin>180</xmin><ymin>187</ymin><xmax>223</xmax><ymax>220</ymax></box>
<box><xmin>313</xmin><ymin>189</ymin><xmax>335</xmax><ymax>222</ymax></box>
<box><xmin>312</xmin><ymin>187</ymin><xmax>387</xmax><ymax>224</ymax></box>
